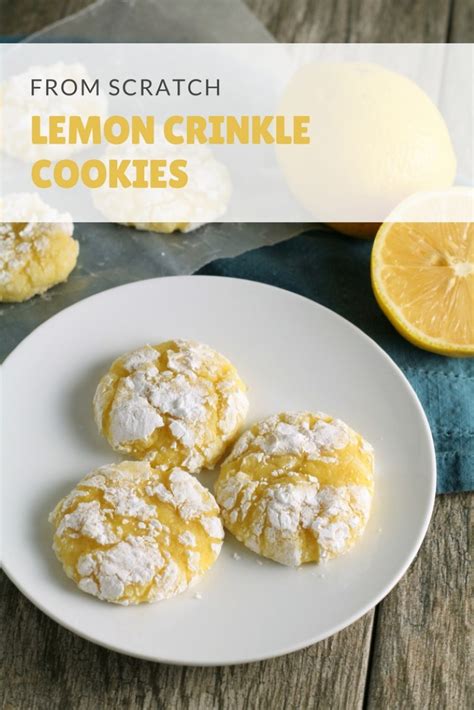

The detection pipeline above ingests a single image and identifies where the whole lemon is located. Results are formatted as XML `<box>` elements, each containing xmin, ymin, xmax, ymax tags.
<box><xmin>278</xmin><ymin>63</ymin><xmax>456</xmax><ymax>232</ymax></box>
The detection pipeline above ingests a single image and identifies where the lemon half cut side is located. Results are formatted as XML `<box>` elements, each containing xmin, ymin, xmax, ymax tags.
<box><xmin>371</xmin><ymin>188</ymin><xmax>474</xmax><ymax>357</ymax></box>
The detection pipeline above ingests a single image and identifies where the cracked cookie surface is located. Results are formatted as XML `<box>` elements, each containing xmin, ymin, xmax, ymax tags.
<box><xmin>0</xmin><ymin>193</ymin><xmax>78</xmax><ymax>302</ymax></box>
<box><xmin>49</xmin><ymin>461</ymin><xmax>224</xmax><ymax>605</ymax></box>
<box><xmin>93</xmin><ymin>340</ymin><xmax>249</xmax><ymax>472</ymax></box>
<box><xmin>215</xmin><ymin>411</ymin><xmax>374</xmax><ymax>567</ymax></box>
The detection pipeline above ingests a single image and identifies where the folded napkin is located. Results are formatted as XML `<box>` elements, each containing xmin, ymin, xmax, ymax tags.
<box><xmin>199</xmin><ymin>229</ymin><xmax>474</xmax><ymax>494</ymax></box>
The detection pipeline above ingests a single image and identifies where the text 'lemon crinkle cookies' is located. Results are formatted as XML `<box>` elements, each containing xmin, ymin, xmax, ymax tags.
<box><xmin>215</xmin><ymin>411</ymin><xmax>374</xmax><ymax>567</ymax></box>
<box><xmin>93</xmin><ymin>340</ymin><xmax>249</xmax><ymax>473</ymax></box>
<box><xmin>49</xmin><ymin>461</ymin><xmax>224</xmax><ymax>605</ymax></box>
<box><xmin>0</xmin><ymin>193</ymin><xmax>78</xmax><ymax>302</ymax></box>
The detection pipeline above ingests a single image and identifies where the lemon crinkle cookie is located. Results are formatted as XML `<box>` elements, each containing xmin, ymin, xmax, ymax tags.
<box><xmin>215</xmin><ymin>411</ymin><xmax>374</xmax><ymax>567</ymax></box>
<box><xmin>92</xmin><ymin>131</ymin><xmax>231</xmax><ymax>234</ymax></box>
<box><xmin>49</xmin><ymin>461</ymin><xmax>224</xmax><ymax>605</ymax></box>
<box><xmin>0</xmin><ymin>193</ymin><xmax>78</xmax><ymax>302</ymax></box>
<box><xmin>94</xmin><ymin>340</ymin><xmax>249</xmax><ymax>473</ymax></box>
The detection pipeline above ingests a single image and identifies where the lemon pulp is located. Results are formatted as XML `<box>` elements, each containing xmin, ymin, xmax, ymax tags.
<box><xmin>372</xmin><ymin>218</ymin><xmax>473</xmax><ymax>356</ymax></box>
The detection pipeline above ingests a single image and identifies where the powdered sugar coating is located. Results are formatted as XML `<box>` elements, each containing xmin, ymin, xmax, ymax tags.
<box><xmin>93</xmin><ymin>340</ymin><xmax>249</xmax><ymax>473</ymax></box>
<box><xmin>49</xmin><ymin>461</ymin><xmax>224</xmax><ymax>605</ymax></box>
<box><xmin>0</xmin><ymin>193</ymin><xmax>78</xmax><ymax>302</ymax></box>
<box><xmin>215</xmin><ymin>411</ymin><xmax>374</xmax><ymax>567</ymax></box>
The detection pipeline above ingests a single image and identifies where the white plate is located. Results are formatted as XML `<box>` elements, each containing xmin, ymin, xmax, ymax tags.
<box><xmin>1</xmin><ymin>276</ymin><xmax>436</xmax><ymax>665</ymax></box>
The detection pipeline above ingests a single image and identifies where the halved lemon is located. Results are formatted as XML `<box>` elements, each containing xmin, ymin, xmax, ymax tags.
<box><xmin>371</xmin><ymin>189</ymin><xmax>474</xmax><ymax>356</ymax></box>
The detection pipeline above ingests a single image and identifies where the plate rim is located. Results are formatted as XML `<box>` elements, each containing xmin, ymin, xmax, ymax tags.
<box><xmin>1</xmin><ymin>274</ymin><xmax>437</xmax><ymax>665</ymax></box>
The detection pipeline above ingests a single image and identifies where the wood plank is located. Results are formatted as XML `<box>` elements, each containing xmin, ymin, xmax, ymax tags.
<box><xmin>0</xmin><ymin>570</ymin><xmax>373</xmax><ymax>710</ymax></box>
<box><xmin>244</xmin><ymin>0</ymin><xmax>351</xmax><ymax>41</ymax></box>
<box><xmin>346</xmin><ymin>0</ymin><xmax>453</xmax><ymax>42</ymax></box>
<box><xmin>246</xmin><ymin>0</ymin><xmax>453</xmax><ymax>42</ymax></box>
<box><xmin>448</xmin><ymin>0</ymin><xmax>474</xmax><ymax>41</ymax></box>
<box><xmin>4</xmin><ymin>491</ymin><xmax>470</xmax><ymax>710</ymax></box>
<box><xmin>0</xmin><ymin>0</ymin><xmax>94</xmax><ymax>37</ymax></box>
<box><xmin>365</xmin><ymin>493</ymin><xmax>472</xmax><ymax>709</ymax></box>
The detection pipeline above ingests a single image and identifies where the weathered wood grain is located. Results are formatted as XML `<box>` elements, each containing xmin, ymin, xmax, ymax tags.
<box><xmin>347</xmin><ymin>0</ymin><xmax>453</xmax><ymax>42</ymax></box>
<box><xmin>244</xmin><ymin>0</ymin><xmax>351</xmax><ymax>41</ymax></box>
<box><xmin>245</xmin><ymin>0</ymin><xmax>455</xmax><ymax>41</ymax></box>
<box><xmin>365</xmin><ymin>493</ymin><xmax>472</xmax><ymax>710</ymax></box>
<box><xmin>449</xmin><ymin>0</ymin><xmax>474</xmax><ymax>42</ymax></box>
<box><xmin>3</xmin><ymin>495</ymin><xmax>471</xmax><ymax>709</ymax></box>
<box><xmin>2</xmin><ymin>0</ymin><xmax>466</xmax><ymax>43</ymax></box>
<box><xmin>0</xmin><ymin>570</ymin><xmax>373</xmax><ymax>710</ymax></box>
<box><xmin>0</xmin><ymin>0</ymin><xmax>94</xmax><ymax>37</ymax></box>
<box><xmin>0</xmin><ymin>2</ymin><xmax>471</xmax><ymax>710</ymax></box>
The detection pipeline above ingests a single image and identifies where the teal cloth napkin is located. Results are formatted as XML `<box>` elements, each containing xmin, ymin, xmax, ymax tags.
<box><xmin>198</xmin><ymin>229</ymin><xmax>474</xmax><ymax>494</ymax></box>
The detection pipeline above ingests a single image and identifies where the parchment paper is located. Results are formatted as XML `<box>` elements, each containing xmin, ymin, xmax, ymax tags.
<box><xmin>0</xmin><ymin>0</ymin><xmax>306</xmax><ymax>359</ymax></box>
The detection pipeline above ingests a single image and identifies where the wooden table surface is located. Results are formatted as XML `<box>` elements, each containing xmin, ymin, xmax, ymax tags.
<box><xmin>0</xmin><ymin>1</ymin><xmax>472</xmax><ymax>708</ymax></box>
